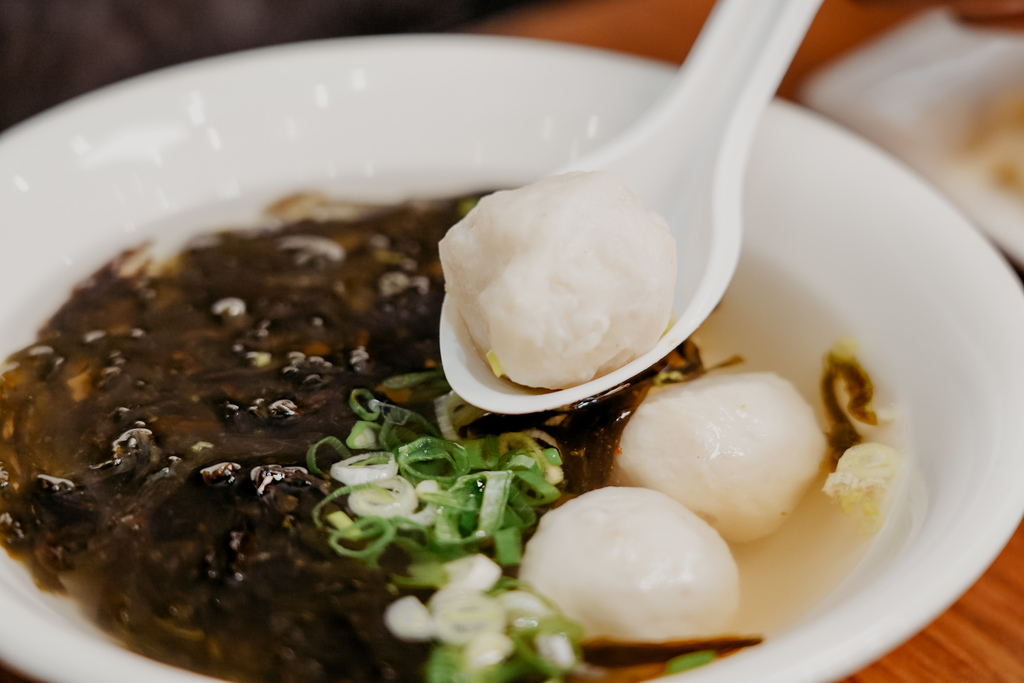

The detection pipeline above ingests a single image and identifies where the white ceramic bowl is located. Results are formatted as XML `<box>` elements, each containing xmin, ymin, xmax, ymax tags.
<box><xmin>2</xmin><ymin>34</ymin><xmax>1024</xmax><ymax>683</ymax></box>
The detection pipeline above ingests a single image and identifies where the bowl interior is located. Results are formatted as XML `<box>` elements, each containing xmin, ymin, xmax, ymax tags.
<box><xmin>2</xmin><ymin>34</ymin><xmax>1024</xmax><ymax>683</ymax></box>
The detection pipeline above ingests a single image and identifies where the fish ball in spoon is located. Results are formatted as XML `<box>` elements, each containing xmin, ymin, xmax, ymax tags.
<box><xmin>438</xmin><ymin>171</ymin><xmax>676</xmax><ymax>390</ymax></box>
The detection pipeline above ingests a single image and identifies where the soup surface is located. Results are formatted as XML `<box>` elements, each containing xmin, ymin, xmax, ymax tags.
<box><xmin>0</xmin><ymin>194</ymin><xmax>892</xmax><ymax>683</ymax></box>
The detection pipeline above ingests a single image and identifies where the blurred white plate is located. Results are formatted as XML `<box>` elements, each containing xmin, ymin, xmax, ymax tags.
<box><xmin>801</xmin><ymin>10</ymin><xmax>1024</xmax><ymax>266</ymax></box>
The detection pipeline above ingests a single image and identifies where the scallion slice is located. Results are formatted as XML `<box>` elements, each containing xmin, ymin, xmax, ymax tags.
<box><xmin>397</xmin><ymin>437</ymin><xmax>471</xmax><ymax>486</ymax></box>
<box><xmin>346</xmin><ymin>420</ymin><xmax>381</xmax><ymax>449</ymax></box>
<box><xmin>326</xmin><ymin>516</ymin><xmax>396</xmax><ymax>567</ymax></box>
<box><xmin>349</xmin><ymin>388</ymin><xmax>381</xmax><ymax>421</ymax></box>
<box><xmin>305</xmin><ymin>435</ymin><xmax>351</xmax><ymax>476</ymax></box>
<box><xmin>666</xmin><ymin>650</ymin><xmax>716</xmax><ymax>673</ymax></box>
<box><xmin>329</xmin><ymin>451</ymin><xmax>397</xmax><ymax>486</ymax></box>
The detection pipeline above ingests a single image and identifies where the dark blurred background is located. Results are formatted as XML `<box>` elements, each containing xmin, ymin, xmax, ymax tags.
<box><xmin>0</xmin><ymin>0</ymin><xmax>543</xmax><ymax>133</ymax></box>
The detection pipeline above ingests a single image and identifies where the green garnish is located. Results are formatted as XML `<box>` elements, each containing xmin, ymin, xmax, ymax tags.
<box><xmin>310</xmin><ymin>389</ymin><xmax>565</xmax><ymax>572</ymax></box>
<box><xmin>485</xmin><ymin>350</ymin><xmax>504</xmax><ymax>378</ymax></box>
<box><xmin>380</xmin><ymin>368</ymin><xmax>449</xmax><ymax>391</ymax></box>
<box><xmin>325</xmin><ymin>516</ymin><xmax>396</xmax><ymax>568</ymax></box>
<box><xmin>397</xmin><ymin>437</ymin><xmax>472</xmax><ymax>486</ymax></box>
<box><xmin>456</xmin><ymin>196</ymin><xmax>480</xmax><ymax>218</ymax></box>
<box><xmin>305</xmin><ymin>435</ymin><xmax>350</xmax><ymax>475</ymax></box>
<box><xmin>309</xmin><ymin>384</ymin><xmax>579</xmax><ymax>682</ymax></box>
<box><xmin>346</xmin><ymin>421</ymin><xmax>380</xmax><ymax>449</ymax></box>
<box><xmin>666</xmin><ymin>650</ymin><xmax>716</xmax><ymax>673</ymax></box>
<box><xmin>821</xmin><ymin>337</ymin><xmax>878</xmax><ymax>469</ymax></box>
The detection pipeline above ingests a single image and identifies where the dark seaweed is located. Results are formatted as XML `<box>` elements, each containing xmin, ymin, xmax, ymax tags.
<box><xmin>0</xmin><ymin>199</ymin><xmax>654</xmax><ymax>683</ymax></box>
<box><xmin>820</xmin><ymin>342</ymin><xmax>878</xmax><ymax>469</ymax></box>
<box><xmin>0</xmin><ymin>201</ymin><xmax>459</xmax><ymax>682</ymax></box>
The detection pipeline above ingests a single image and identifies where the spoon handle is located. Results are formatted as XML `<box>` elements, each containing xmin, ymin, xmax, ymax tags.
<box><xmin>568</xmin><ymin>0</ymin><xmax>824</xmax><ymax>206</ymax></box>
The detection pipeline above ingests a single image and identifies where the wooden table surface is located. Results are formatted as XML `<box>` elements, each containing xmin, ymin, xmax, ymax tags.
<box><xmin>2</xmin><ymin>1</ymin><xmax>1023</xmax><ymax>682</ymax></box>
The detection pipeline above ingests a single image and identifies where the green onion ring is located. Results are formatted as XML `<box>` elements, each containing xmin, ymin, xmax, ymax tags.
<box><xmin>397</xmin><ymin>437</ymin><xmax>471</xmax><ymax>485</ymax></box>
<box><xmin>349</xmin><ymin>388</ymin><xmax>381</xmax><ymax>421</ymax></box>
<box><xmin>326</xmin><ymin>516</ymin><xmax>396</xmax><ymax>567</ymax></box>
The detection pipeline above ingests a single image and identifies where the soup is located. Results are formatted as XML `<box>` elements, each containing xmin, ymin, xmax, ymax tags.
<box><xmin>0</xmin><ymin>194</ymin><xmax>900</xmax><ymax>683</ymax></box>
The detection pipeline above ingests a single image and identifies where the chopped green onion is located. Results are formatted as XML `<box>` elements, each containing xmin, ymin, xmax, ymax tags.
<box><xmin>383</xmin><ymin>595</ymin><xmax>436</xmax><ymax>642</ymax></box>
<box><xmin>326</xmin><ymin>516</ymin><xmax>396</xmax><ymax>567</ymax></box>
<box><xmin>306</xmin><ymin>435</ymin><xmax>351</xmax><ymax>476</ymax></box>
<box><xmin>309</xmin><ymin>376</ymin><xmax>587</xmax><ymax>683</ymax></box>
<box><xmin>346</xmin><ymin>421</ymin><xmax>380</xmax><ymax>449</ymax></box>
<box><xmin>391</xmin><ymin>562</ymin><xmax>449</xmax><ymax>589</ymax></box>
<box><xmin>376</xmin><ymin>402</ymin><xmax>442</xmax><ymax>450</ymax></box>
<box><xmin>388</xmin><ymin>520</ymin><xmax>442</xmax><ymax>564</ymax></box>
<box><xmin>487</xmin><ymin>576</ymin><xmax>522</xmax><ymax>597</ymax></box>
<box><xmin>456</xmin><ymin>196</ymin><xmax>479</xmax><ymax>217</ymax></box>
<box><xmin>503</xmin><ymin>452</ymin><xmax>541</xmax><ymax>473</ymax></box>
<box><xmin>429</xmin><ymin>588</ymin><xmax>506</xmax><ymax>646</ymax></box>
<box><xmin>311</xmin><ymin>482</ymin><xmax>358</xmax><ymax>529</ymax></box>
<box><xmin>499</xmin><ymin>432</ymin><xmax>564</xmax><ymax>486</ymax></box>
<box><xmin>502</xmin><ymin>487</ymin><xmax>538</xmax><ymax>529</ymax></box>
<box><xmin>416</xmin><ymin>487</ymin><xmax>465</xmax><ymax>511</ymax></box>
<box><xmin>476</xmin><ymin>471</ymin><xmax>513</xmax><ymax>536</ymax></box>
<box><xmin>498</xmin><ymin>433</ymin><xmax>544</xmax><ymax>464</ymax></box>
<box><xmin>325</xmin><ymin>510</ymin><xmax>354</xmax><ymax>529</ymax></box>
<box><xmin>397</xmin><ymin>437</ymin><xmax>471</xmax><ymax>486</ymax></box>
<box><xmin>478</xmin><ymin>435</ymin><xmax>501</xmax><ymax>470</ymax></box>
<box><xmin>512</xmin><ymin>469</ymin><xmax>561</xmax><ymax>506</ymax></box>
<box><xmin>496</xmin><ymin>588</ymin><xmax>551</xmax><ymax>630</ymax></box>
<box><xmin>485</xmin><ymin>350</ymin><xmax>504</xmax><ymax>378</ymax></box>
<box><xmin>433</xmin><ymin>392</ymin><xmax>486</xmax><ymax>442</ymax></box>
<box><xmin>462</xmin><ymin>631</ymin><xmax>514</xmax><ymax>671</ymax></box>
<box><xmin>330</xmin><ymin>452</ymin><xmax>397</xmax><ymax>486</ymax></box>
<box><xmin>534</xmin><ymin>614</ymin><xmax>585</xmax><ymax>641</ymax></box>
<box><xmin>443</xmin><ymin>554</ymin><xmax>502</xmax><ymax>592</ymax></box>
<box><xmin>506</xmin><ymin>630</ymin><xmax>564</xmax><ymax>678</ymax></box>
<box><xmin>666</xmin><ymin>650</ymin><xmax>716</xmax><ymax>673</ymax></box>
<box><xmin>348</xmin><ymin>477</ymin><xmax>419</xmax><ymax>519</ymax></box>
<box><xmin>534</xmin><ymin>632</ymin><xmax>577</xmax><ymax>670</ymax></box>
<box><xmin>381</xmin><ymin>369</ymin><xmax>448</xmax><ymax>390</ymax></box>
<box><xmin>349</xmin><ymin>388</ymin><xmax>381</xmax><ymax>421</ymax></box>
<box><xmin>492</xmin><ymin>527</ymin><xmax>522</xmax><ymax>566</ymax></box>
<box><xmin>433</xmin><ymin>507</ymin><xmax>477</xmax><ymax>548</ymax></box>
<box><xmin>424</xmin><ymin>644</ymin><xmax>462</xmax><ymax>683</ymax></box>
<box><xmin>498</xmin><ymin>502</ymin><xmax>530</xmax><ymax>532</ymax></box>
<box><xmin>459</xmin><ymin>439</ymin><xmax>488</xmax><ymax>470</ymax></box>
<box><xmin>379</xmin><ymin>402</ymin><xmax>440</xmax><ymax>433</ymax></box>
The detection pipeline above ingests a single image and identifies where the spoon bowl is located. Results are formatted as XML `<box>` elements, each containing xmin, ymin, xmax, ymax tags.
<box><xmin>440</xmin><ymin>0</ymin><xmax>824</xmax><ymax>414</ymax></box>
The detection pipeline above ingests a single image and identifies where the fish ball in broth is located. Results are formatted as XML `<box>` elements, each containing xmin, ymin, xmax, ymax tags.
<box><xmin>614</xmin><ymin>372</ymin><xmax>826</xmax><ymax>543</ymax></box>
<box><xmin>518</xmin><ymin>486</ymin><xmax>739</xmax><ymax>641</ymax></box>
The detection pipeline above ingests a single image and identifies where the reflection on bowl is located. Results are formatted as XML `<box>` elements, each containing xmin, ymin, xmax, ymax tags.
<box><xmin>1</xmin><ymin>34</ymin><xmax>1024</xmax><ymax>683</ymax></box>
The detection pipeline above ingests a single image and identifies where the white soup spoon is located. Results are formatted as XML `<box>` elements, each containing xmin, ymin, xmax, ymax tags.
<box><xmin>440</xmin><ymin>0</ymin><xmax>824</xmax><ymax>414</ymax></box>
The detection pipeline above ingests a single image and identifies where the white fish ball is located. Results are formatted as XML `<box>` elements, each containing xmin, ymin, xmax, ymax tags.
<box><xmin>518</xmin><ymin>487</ymin><xmax>738</xmax><ymax>642</ymax></box>
<box><xmin>438</xmin><ymin>171</ymin><xmax>676</xmax><ymax>390</ymax></box>
<box><xmin>614</xmin><ymin>372</ymin><xmax>826</xmax><ymax>543</ymax></box>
